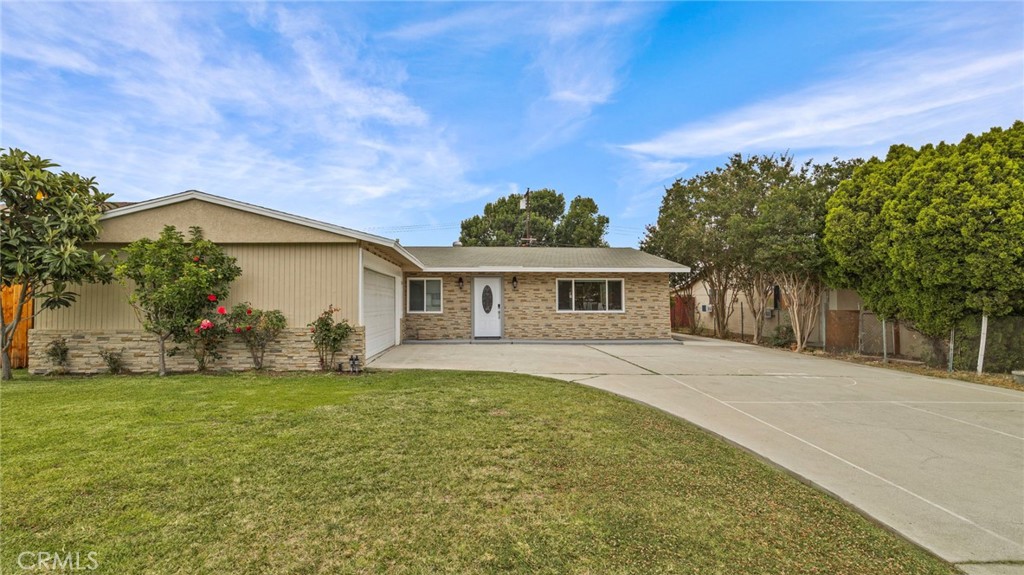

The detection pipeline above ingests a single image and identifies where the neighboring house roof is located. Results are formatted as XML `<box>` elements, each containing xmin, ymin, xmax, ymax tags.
<box><xmin>101</xmin><ymin>190</ymin><xmax>425</xmax><ymax>267</ymax></box>
<box><xmin>406</xmin><ymin>246</ymin><xmax>689</xmax><ymax>273</ymax></box>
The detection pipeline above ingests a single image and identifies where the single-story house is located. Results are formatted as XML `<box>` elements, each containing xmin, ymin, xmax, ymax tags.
<box><xmin>28</xmin><ymin>191</ymin><xmax>688</xmax><ymax>374</ymax></box>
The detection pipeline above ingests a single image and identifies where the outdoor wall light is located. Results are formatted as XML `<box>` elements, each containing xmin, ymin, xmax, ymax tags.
<box><xmin>457</xmin><ymin>277</ymin><xmax>464</xmax><ymax>290</ymax></box>
<box><xmin>512</xmin><ymin>276</ymin><xmax>518</xmax><ymax>290</ymax></box>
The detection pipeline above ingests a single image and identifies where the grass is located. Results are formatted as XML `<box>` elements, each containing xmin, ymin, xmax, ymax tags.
<box><xmin>1</xmin><ymin>371</ymin><xmax>956</xmax><ymax>574</ymax></box>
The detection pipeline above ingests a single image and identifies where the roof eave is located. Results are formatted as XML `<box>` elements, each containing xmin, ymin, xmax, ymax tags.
<box><xmin>419</xmin><ymin>266</ymin><xmax>690</xmax><ymax>274</ymax></box>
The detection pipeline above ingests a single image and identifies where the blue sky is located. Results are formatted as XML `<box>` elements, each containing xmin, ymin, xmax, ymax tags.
<box><xmin>2</xmin><ymin>2</ymin><xmax>1021</xmax><ymax>247</ymax></box>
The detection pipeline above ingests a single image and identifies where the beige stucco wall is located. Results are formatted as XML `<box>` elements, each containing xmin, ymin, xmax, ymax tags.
<box><xmin>98</xmin><ymin>199</ymin><xmax>357</xmax><ymax>244</ymax></box>
<box><xmin>404</xmin><ymin>272</ymin><xmax>672</xmax><ymax>340</ymax></box>
<box><xmin>36</xmin><ymin>243</ymin><xmax>362</xmax><ymax>331</ymax></box>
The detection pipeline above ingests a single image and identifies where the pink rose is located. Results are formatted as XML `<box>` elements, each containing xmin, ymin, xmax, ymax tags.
<box><xmin>194</xmin><ymin>327</ymin><xmax>200</xmax><ymax>334</ymax></box>
<box><xmin>193</xmin><ymin>256</ymin><xmax>200</xmax><ymax>262</ymax></box>
<box><xmin>207</xmin><ymin>294</ymin><xmax>217</xmax><ymax>302</ymax></box>
<box><xmin>200</xmin><ymin>319</ymin><xmax>214</xmax><ymax>330</ymax></box>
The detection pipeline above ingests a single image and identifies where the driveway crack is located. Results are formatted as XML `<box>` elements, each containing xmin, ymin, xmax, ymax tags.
<box><xmin>585</xmin><ymin>345</ymin><xmax>659</xmax><ymax>375</ymax></box>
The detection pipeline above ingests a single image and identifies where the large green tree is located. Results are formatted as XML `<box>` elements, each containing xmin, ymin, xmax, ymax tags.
<box><xmin>642</xmin><ymin>154</ymin><xmax>801</xmax><ymax>339</ymax></box>
<box><xmin>825</xmin><ymin>122</ymin><xmax>1023</xmax><ymax>368</ymax></box>
<box><xmin>825</xmin><ymin>146</ymin><xmax>919</xmax><ymax>323</ymax></box>
<box><xmin>1</xmin><ymin>149</ymin><xmax>113</xmax><ymax>380</ymax></box>
<box><xmin>757</xmin><ymin>158</ymin><xmax>862</xmax><ymax>351</ymax></box>
<box><xmin>459</xmin><ymin>189</ymin><xmax>609</xmax><ymax>246</ymax></box>
<box><xmin>642</xmin><ymin>160</ymin><xmax>743</xmax><ymax>337</ymax></box>
<box><xmin>645</xmin><ymin>153</ymin><xmax>860</xmax><ymax>346</ymax></box>
<box><xmin>115</xmin><ymin>226</ymin><xmax>242</xmax><ymax>376</ymax></box>
<box><xmin>723</xmin><ymin>154</ymin><xmax>808</xmax><ymax>344</ymax></box>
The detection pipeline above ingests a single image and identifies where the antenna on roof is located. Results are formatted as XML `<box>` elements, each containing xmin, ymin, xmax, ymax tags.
<box><xmin>520</xmin><ymin>188</ymin><xmax>534</xmax><ymax>247</ymax></box>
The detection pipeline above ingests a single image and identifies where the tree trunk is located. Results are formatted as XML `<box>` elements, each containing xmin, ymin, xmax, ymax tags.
<box><xmin>777</xmin><ymin>272</ymin><xmax>825</xmax><ymax>352</ymax></box>
<box><xmin>706</xmin><ymin>267</ymin><xmax>736</xmax><ymax>338</ymax></box>
<box><xmin>1</xmin><ymin>298</ymin><xmax>11</xmax><ymax>381</ymax></box>
<box><xmin>1</xmin><ymin>284</ymin><xmax>31</xmax><ymax>381</ymax></box>
<box><xmin>1</xmin><ymin>347</ymin><xmax>11</xmax><ymax>381</ymax></box>
<box><xmin>892</xmin><ymin>319</ymin><xmax>901</xmax><ymax>357</ymax></box>
<box><xmin>158</xmin><ymin>335</ymin><xmax>168</xmax><ymax>377</ymax></box>
<box><xmin>739</xmin><ymin>271</ymin><xmax>772</xmax><ymax>345</ymax></box>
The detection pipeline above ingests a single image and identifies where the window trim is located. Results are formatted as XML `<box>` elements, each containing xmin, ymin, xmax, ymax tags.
<box><xmin>555</xmin><ymin>278</ymin><xmax>626</xmax><ymax>313</ymax></box>
<box><xmin>407</xmin><ymin>277</ymin><xmax>444</xmax><ymax>314</ymax></box>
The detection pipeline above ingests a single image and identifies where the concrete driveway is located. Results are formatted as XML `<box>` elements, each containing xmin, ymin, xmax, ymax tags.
<box><xmin>371</xmin><ymin>337</ymin><xmax>1024</xmax><ymax>575</ymax></box>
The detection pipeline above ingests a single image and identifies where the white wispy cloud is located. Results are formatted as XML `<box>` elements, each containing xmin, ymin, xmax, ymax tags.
<box><xmin>621</xmin><ymin>49</ymin><xmax>1023</xmax><ymax>164</ymax></box>
<box><xmin>0</xmin><ymin>2</ymin><xmax>497</xmax><ymax>231</ymax></box>
<box><xmin>384</xmin><ymin>3</ymin><xmax>659</xmax><ymax>152</ymax></box>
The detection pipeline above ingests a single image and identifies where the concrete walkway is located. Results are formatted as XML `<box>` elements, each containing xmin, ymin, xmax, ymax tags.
<box><xmin>372</xmin><ymin>338</ymin><xmax>1024</xmax><ymax>575</ymax></box>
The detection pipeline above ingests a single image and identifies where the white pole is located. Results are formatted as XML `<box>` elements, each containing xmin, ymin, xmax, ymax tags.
<box><xmin>948</xmin><ymin>327</ymin><xmax>955</xmax><ymax>372</ymax></box>
<box><xmin>881</xmin><ymin>317</ymin><xmax>888</xmax><ymax>363</ymax></box>
<box><xmin>977</xmin><ymin>315</ymin><xmax>988</xmax><ymax>374</ymax></box>
<box><xmin>857</xmin><ymin>306</ymin><xmax>863</xmax><ymax>355</ymax></box>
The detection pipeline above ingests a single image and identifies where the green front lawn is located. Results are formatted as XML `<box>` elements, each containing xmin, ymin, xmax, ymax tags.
<box><xmin>2</xmin><ymin>371</ymin><xmax>954</xmax><ymax>574</ymax></box>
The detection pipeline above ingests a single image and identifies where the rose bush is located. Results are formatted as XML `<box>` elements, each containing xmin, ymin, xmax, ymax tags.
<box><xmin>308</xmin><ymin>305</ymin><xmax>353</xmax><ymax>371</ymax></box>
<box><xmin>226</xmin><ymin>303</ymin><xmax>287</xmax><ymax>370</ymax></box>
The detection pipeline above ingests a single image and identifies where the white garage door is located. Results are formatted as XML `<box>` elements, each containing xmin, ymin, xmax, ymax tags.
<box><xmin>363</xmin><ymin>268</ymin><xmax>397</xmax><ymax>358</ymax></box>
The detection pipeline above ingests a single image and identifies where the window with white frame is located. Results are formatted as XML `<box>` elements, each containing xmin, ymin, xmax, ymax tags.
<box><xmin>408</xmin><ymin>278</ymin><xmax>442</xmax><ymax>313</ymax></box>
<box><xmin>557</xmin><ymin>279</ymin><xmax>624</xmax><ymax>312</ymax></box>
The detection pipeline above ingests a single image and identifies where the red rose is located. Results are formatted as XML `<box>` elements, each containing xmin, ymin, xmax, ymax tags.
<box><xmin>246</xmin><ymin>326</ymin><xmax>252</xmax><ymax>331</ymax></box>
<box><xmin>193</xmin><ymin>256</ymin><xmax>200</xmax><ymax>262</ymax></box>
<box><xmin>207</xmin><ymin>294</ymin><xmax>217</xmax><ymax>302</ymax></box>
<box><xmin>217</xmin><ymin>306</ymin><xmax>226</xmax><ymax>315</ymax></box>
<box><xmin>235</xmin><ymin>327</ymin><xmax>242</xmax><ymax>333</ymax></box>
<box><xmin>194</xmin><ymin>327</ymin><xmax>200</xmax><ymax>334</ymax></box>
<box><xmin>246</xmin><ymin>309</ymin><xmax>252</xmax><ymax>315</ymax></box>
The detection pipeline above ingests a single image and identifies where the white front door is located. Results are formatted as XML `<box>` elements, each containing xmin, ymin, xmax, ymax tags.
<box><xmin>473</xmin><ymin>277</ymin><xmax>502</xmax><ymax>338</ymax></box>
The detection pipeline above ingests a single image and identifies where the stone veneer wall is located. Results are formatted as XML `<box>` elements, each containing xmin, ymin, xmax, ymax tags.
<box><xmin>505</xmin><ymin>273</ymin><xmax>670</xmax><ymax>339</ymax></box>
<box><xmin>28</xmin><ymin>327</ymin><xmax>365</xmax><ymax>375</ymax></box>
<box><xmin>404</xmin><ymin>273</ymin><xmax>471</xmax><ymax>340</ymax></box>
<box><xmin>404</xmin><ymin>272</ymin><xmax>671</xmax><ymax>340</ymax></box>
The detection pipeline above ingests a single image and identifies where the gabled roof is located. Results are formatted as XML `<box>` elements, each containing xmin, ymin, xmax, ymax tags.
<box><xmin>406</xmin><ymin>246</ymin><xmax>689</xmax><ymax>273</ymax></box>
<box><xmin>97</xmin><ymin>191</ymin><xmax>688</xmax><ymax>274</ymax></box>
<box><xmin>101</xmin><ymin>190</ymin><xmax>424</xmax><ymax>267</ymax></box>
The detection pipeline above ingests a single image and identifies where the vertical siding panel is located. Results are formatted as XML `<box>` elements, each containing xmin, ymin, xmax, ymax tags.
<box><xmin>33</xmin><ymin>243</ymin><xmax>362</xmax><ymax>332</ymax></box>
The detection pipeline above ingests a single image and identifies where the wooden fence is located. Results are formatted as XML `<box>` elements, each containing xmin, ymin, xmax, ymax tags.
<box><xmin>2</xmin><ymin>285</ymin><xmax>34</xmax><ymax>368</ymax></box>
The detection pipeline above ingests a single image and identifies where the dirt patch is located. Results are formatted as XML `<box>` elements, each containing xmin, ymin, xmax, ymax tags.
<box><xmin>808</xmin><ymin>350</ymin><xmax>1024</xmax><ymax>392</ymax></box>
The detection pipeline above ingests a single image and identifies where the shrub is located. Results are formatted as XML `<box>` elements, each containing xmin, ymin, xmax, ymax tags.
<box><xmin>952</xmin><ymin>315</ymin><xmax>1024</xmax><ymax>373</ymax></box>
<box><xmin>309</xmin><ymin>305</ymin><xmax>353</xmax><ymax>371</ymax></box>
<box><xmin>174</xmin><ymin>306</ymin><xmax>230</xmax><ymax>371</ymax></box>
<box><xmin>227</xmin><ymin>303</ymin><xmax>287</xmax><ymax>370</ymax></box>
<box><xmin>764</xmin><ymin>325</ymin><xmax>795</xmax><ymax>348</ymax></box>
<box><xmin>99</xmin><ymin>348</ymin><xmax>127</xmax><ymax>374</ymax></box>
<box><xmin>114</xmin><ymin>225</ymin><xmax>241</xmax><ymax>376</ymax></box>
<box><xmin>45</xmin><ymin>337</ymin><xmax>70</xmax><ymax>371</ymax></box>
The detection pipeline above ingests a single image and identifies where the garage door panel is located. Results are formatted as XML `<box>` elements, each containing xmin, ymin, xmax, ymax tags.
<box><xmin>363</xmin><ymin>269</ymin><xmax>396</xmax><ymax>358</ymax></box>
